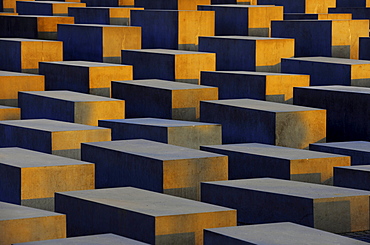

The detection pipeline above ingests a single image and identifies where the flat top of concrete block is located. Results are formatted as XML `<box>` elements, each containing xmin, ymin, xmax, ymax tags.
<box><xmin>100</xmin><ymin>118</ymin><xmax>220</xmax><ymax>127</ymax></box>
<box><xmin>284</xmin><ymin>56</ymin><xmax>370</xmax><ymax>65</ymax></box>
<box><xmin>297</xmin><ymin>85</ymin><xmax>370</xmax><ymax>94</ymax></box>
<box><xmin>83</xmin><ymin>139</ymin><xmax>225</xmax><ymax>160</ymax></box>
<box><xmin>21</xmin><ymin>91</ymin><xmax>122</xmax><ymax>102</ymax></box>
<box><xmin>203</xmin><ymin>70</ymin><xmax>306</xmax><ymax>76</ymax></box>
<box><xmin>0</xmin><ymin>147</ymin><xmax>92</xmax><ymax>168</ymax></box>
<box><xmin>203</xmin><ymin>178</ymin><xmax>370</xmax><ymax>199</ymax></box>
<box><xmin>13</xmin><ymin>234</ymin><xmax>149</xmax><ymax>245</ymax></box>
<box><xmin>0</xmin><ymin>38</ymin><xmax>61</xmax><ymax>43</ymax></box>
<box><xmin>0</xmin><ymin>70</ymin><xmax>43</xmax><ymax>76</ymax></box>
<box><xmin>205</xmin><ymin>222</ymin><xmax>369</xmax><ymax>245</ymax></box>
<box><xmin>311</xmin><ymin>141</ymin><xmax>370</xmax><ymax>152</ymax></box>
<box><xmin>200</xmin><ymin>36</ymin><xmax>291</xmax><ymax>41</ymax></box>
<box><xmin>0</xmin><ymin>105</ymin><xmax>17</xmax><ymax>109</ymax></box>
<box><xmin>202</xmin><ymin>99</ymin><xmax>323</xmax><ymax>112</ymax></box>
<box><xmin>0</xmin><ymin>119</ymin><xmax>106</xmax><ymax>132</ymax></box>
<box><xmin>202</xmin><ymin>143</ymin><xmax>347</xmax><ymax>160</ymax></box>
<box><xmin>0</xmin><ymin>201</ymin><xmax>64</xmax><ymax>221</ymax></box>
<box><xmin>200</xmin><ymin>4</ymin><xmax>276</xmax><ymax>8</ymax></box>
<box><xmin>113</xmin><ymin>79</ymin><xmax>215</xmax><ymax>90</ymax></box>
<box><xmin>30</xmin><ymin>1</ymin><xmax>83</xmax><ymax>3</ymax></box>
<box><xmin>57</xmin><ymin>187</ymin><xmax>234</xmax><ymax>216</ymax></box>
<box><xmin>41</xmin><ymin>61</ymin><xmax>130</xmax><ymax>68</ymax></box>
<box><xmin>11</xmin><ymin>15</ymin><xmax>73</xmax><ymax>18</ymax></box>
<box><xmin>336</xmin><ymin>165</ymin><xmax>370</xmax><ymax>172</ymax></box>
<box><xmin>59</xmin><ymin>24</ymin><xmax>134</xmax><ymax>28</ymax></box>
<box><xmin>122</xmin><ymin>49</ymin><xmax>212</xmax><ymax>55</ymax></box>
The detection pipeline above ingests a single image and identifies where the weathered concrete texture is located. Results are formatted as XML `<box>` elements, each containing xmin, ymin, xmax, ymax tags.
<box><xmin>98</xmin><ymin>118</ymin><xmax>222</xmax><ymax>149</ymax></box>
<box><xmin>200</xmin><ymin>143</ymin><xmax>350</xmax><ymax>184</ymax></box>
<box><xmin>13</xmin><ymin>234</ymin><xmax>149</xmax><ymax>244</ymax></box>
<box><xmin>284</xmin><ymin>13</ymin><xmax>352</xmax><ymax>20</ymax></box>
<box><xmin>0</xmin><ymin>105</ymin><xmax>20</xmax><ymax>120</ymax></box>
<box><xmin>272</xmin><ymin>19</ymin><xmax>369</xmax><ymax>59</ymax></box>
<box><xmin>0</xmin><ymin>119</ymin><xmax>111</xmax><ymax>159</ymax></box>
<box><xmin>58</xmin><ymin>24</ymin><xmax>141</xmax><ymax>63</ymax></box>
<box><xmin>39</xmin><ymin>61</ymin><xmax>132</xmax><ymax>97</ymax></box>
<box><xmin>135</xmin><ymin>0</ymin><xmax>210</xmax><ymax>10</ymax></box>
<box><xmin>68</xmin><ymin>7</ymin><xmax>143</xmax><ymax>25</ymax></box>
<box><xmin>80</xmin><ymin>0</ymin><xmax>134</xmax><ymax>7</ymax></box>
<box><xmin>131</xmin><ymin>10</ymin><xmax>214</xmax><ymax>51</ymax></box>
<box><xmin>0</xmin><ymin>71</ymin><xmax>44</xmax><ymax>107</ymax></box>
<box><xmin>111</xmin><ymin>79</ymin><xmax>218</xmax><ymax>121</ymax></box>
<box><xmin>81</xmin><ymin>139</ymin><xmax>227</xmax><ymax>200</ymax></box>
<box><xmin>334</xmin><ymin>165</ymin><xmax>370</xmax><ymax>191</ymax></box>
<box><xmin>282</xmin><ymin>57</ymin><xmax>370</xmax><ymax>87</ymax></box>
<box><xmin>16</xmin><ymin>1</ymin><xmax>85</xmax><ymax>16</ymax></box>
<box><xmin>200</xmin><ymin>70</ymin><xmax>309</xmax><ymax>103</ymax></box>
<box><xmin>201</xmin><ymin>178</ymin><xmax>370</xmax><ymax>233</ymax></box>
<box><xmin>257</xmin><ymin>0</ymin><xmax>336</xmax><ymax>13</ymax></box>
<box><xmin>204</xmin><ymin>222</ymin><xmax>369</xmax><ymax>245</ymax></box>
<box><xmin>54</xmin><ymin>187</ymin><xmax>236</xmax><ymax>244</ymax></box>
<box><xmin>0</xmin><ymin>147</ymin><xmax>94</xmax><ymax>211</ymax></box>
<box><xmin>0</xmin><ymin>201</ymin><xmax>66</xmax><ymax>245</ymax></box>
<box><xmin>0</xmin><ymin>38</ymin><xmax>62</xmax><ymax>74</ymax></box>
<box><xmin>121</xmin><ymin>49</ymin><xmax>215</xmax><ymax>84</ymax></box>
<box><xmin>19</xmin><ymin>91</ymin><xmax>125</xmax><ymax>126</ymax></box>
<box><xmin>310</xmin><ymin>141</ymin><xmax>370</xmax><ymax>165</ymax></box>
<box><xmin>294</xmin><ymin>86</ymin><xmax>370</xmax><ymax>142</ymax></box>
<box><xmin>198</xmin><ymin>36</ymin><xmax>294</xmax><ymax>72</ymax></box>
<box><xmin>200</xmin><ymin>99</ymin><xmax>326</xmax><ymax>149</ymax></box>
<box><xmin>0</xmin><ymin>15</ymin><xmax>74</xmax><ymax>40</ymax></box>
<box><xmin>198</xmin><ymin>4</ymin><xmax>283</xmax><ymax>37</ymax></box>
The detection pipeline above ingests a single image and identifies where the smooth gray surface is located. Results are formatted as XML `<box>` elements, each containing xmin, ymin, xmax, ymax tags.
<box><xmin>284</xmin><ymin>56</ymin><xmax>370</xmax><ymax>65</ymax></box>
<box><xmin>0</xmin><ymin>201</ymin><xmax>63</xmax><ymax>221</ymax></box>
<box><xmin>104</xmin><ymin>118</ymin><xmax>220</xmax><ymax>127</ymax></box>
<box><xmin>20</xmin><ymin>91</ymin><xmax>121</xmax><ymax>102</ymax></box>
<box><xmin>41</xmin><ymin>60</ymin><xmax>129</xmax><ymax>67</ymax></box>
<box><xmin>113</xmin><ymin>79</ymin><xmax>215</xmax><ymax>90</ymax></box>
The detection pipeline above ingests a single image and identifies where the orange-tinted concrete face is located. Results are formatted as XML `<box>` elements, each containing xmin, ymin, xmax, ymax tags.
<box><xmin>178</xmin><ymin>0</ymin><xmax>210</xmax><ymax>10</ymax></box>
<box><xmin>265</xmin><ymin>74</ymin><xmax>310</xmax><ymax>104</ymax></box>
<box><xmin>155</xmin><ymin>210</ymin><xmax>237</xmax><ymax>245</ymax></box>
<box><xmin>21</xmin><ymin>164</ymin><xmax>94</xmax><ymax>199</ymax></box>
<box><xmin>178</xmin><ymin>11</ymin><xmax>214</xmax><ymax>46</ymax></box>
<box><xmin>175</xmin><ymin>53</ymin><xmax>216</xmax><ymax>82</ymax></box>
<box><xmin>0</xmin><ymin>215</ymin><xmax>66</xmax><ymax>245</ymax></box>
<box><xmin>255</xmin><ymin>38</ymin><xmax>295</xmax><ymax>72</ymax></box>
<box><xmin>118</xmin><ymin>0</ymin><xmax>134</xmax><ymax>6</ymax></box>
<box><xmin>89</xmin><ymin>65</ymin><xmax>133</xmax><ymax>91</ymax></box>
<box><xmin>275</xmin><ymin>109</ymin><xmax>326</xmax><ymax>149</ymax></box>
<box><xmin>314</xmin><ymin>196</ymin><xmax>370</xmax><ymax>233</ymax></box>
<box><xmin>238</xmin><ymin>0</ymin><xmax>257</xmax><ymax>4</ymax></box>
<box><xmin>0</xmin><ymin>12</ymin><xmax>18</xmax><ymax>15</ymax></box>
<box><xmin>317</xmin><ymin>13</ymin><xmax>352</xmax><ymax>20</ymax></box>
<box><xmin>37</xmin><ymin>16</ymin><xmax>74</xmax><ymax>32</ymax></box>
<box><xmin>2</xmin><ymin>0</ymin><xmax>33</xmax><ymax>13</ymax></box>
<box><xmin>51</xmin><ymin>128</ymin><xmax>111</xmax><ymax>151</ymax></box>
<box><xmin>332</xmin><ymin>19</ymin><xmax>369</xmax><ymax>59</ymax></box>
<box><xmin>21</xmin><ymin>41</ymin><xmax>63</xmax><ymax>70</ymax></box>
<box><xmin>0</xmin><ymin>107</ymin><xmax>20</xmax><ymax>120</ymax></box>
<box><xmin>102</xmin><ymin>26</ymin><xmax>141</xmax><ymax>59</ymax></box>
<box><xmin>290</xmin><ymin>156</ymin><xmax>350</xmax><ymax>185</ymax></box>
<box><xmin>74</xmin><ymin>100</ymin><xmax>125</xmax><ymax>126</ymax></box>
<box><xmin>248</xmin><ymin>6</ymin><xmax>283</xmax><ymax>37</ymax></box>
<box><xmin>52</xmin><ymin>2</ymin><xmax>85</xmax><ymax>15</ymax></box>
<box><xmin>305</xmin><ymin>0</ymin><xmax>336</xmax><ymax>14</ymax></box>
<box><xmin>351</xmin><ymin>65</ymin><xmax>370</xmax><ymax>85</ymax></box>
<box><xmin>109</xmin><ymin>7</ymin><xmax>143</xmax><ymax>18</ymax></box>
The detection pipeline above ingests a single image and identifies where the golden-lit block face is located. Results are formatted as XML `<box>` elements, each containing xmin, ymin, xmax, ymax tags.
<box><xmin>102</xmin><ymin>26</ymin><xmax>141</xmax><ymax>58</ymax></box>
<box><xmin>317</xmin><ymin>13</ymin><xmax>352</xmax><ymax>20</ymax></box>
<box><xmin>109</xmin><ymin>7</ymin><xmax>143</xmax><ymax>19</ymax></box>
<box><xmin>52</xmin><ymin>2</ymin><xmax>86</xmax><ymax>15</ymax></box>
<box><xmin>175</xmin><ymin>53</ymin><xmax>216</xmax><ymax>81</ymax></box>
<box><xmin>21</xmin><ymin>164</ymin><xmax>94</xmax><ymax>200</ymax></box>
<box><xmin>238</xmin><ymin>0</ymin><xmax>257</xmax><ymax>4</ymax></box>
<box><xmin>51</xmin><ymin>128</ymin><xmax>111</xmax><ymax>151</ymax></box>
<box><xmin>0</xmin><ymin>12</ymin><xmax>18</xmax><ymax>15</ymax></box>
<box><xmin>332</xmin><ymin>20</ymin><xmax>369</xmax><ymax>59</ymax></box>
<box><xmin>290</xmin><ymin>156</ymin><xmax>350</xmax><ymax>185</ymax></box>
<box><xmin>265</xmin><ymin>74</ymin><xmax>310</xmax><ymax>104</ymax></box>
<box><xmin>74</xmin><ymin>100</ymin><xmax>125</xmax><ymax>126</ymax></box>
<box><xmin>0</xmin><ymin>107</ymin><xmax>20</xmax><ymax>120</ymax></box>
<box><xmin>0</xmin><ymin>215</ymin><xmax>66</xmax><ymax>245</ymax></box>
<box><xmin>163</xmin><ymin>156</ymin><xmax>227</xmax><ymax>200</ymax></box>
<box><xmin>89</xmin><ymin>65</ymin><xmax>133</xmax><ymax>90</ymax></box>
<box><xmin>248</xmin><ymin>6</ymin><xmax>283</xmax><ymax>37</ymax></box>
<box><xmin>2</xmin><ymin>0</ymin><xmax>33</xmax><ymax>13</ymax></box>
<box><xmin>275</xmin><ymin>109</ymin><xmax>326</xmax><ymax>149</ymax></box>
<box><xmin>155</xmin><ymin>210</ymin><xmax>237</xmax><ymax>245</ymax></box>
<box><xmin>37</xmin><ymin>16</ymin><xmax>74</xmax><ymax>33</ymax></box>
<box><xmin>255</xmin><ymin>38</ymin><xmax>295</xmax><ymax>72</ymax></box>
<box><xmin>178</xmin><ymin>0</ymin><xmax>210</xmax><ymax>10</ymax></box>
<box><xmin>305</xmin><ymin>0</ymin><xmax>336</xmax><ymax>13</ymax></box>
<box><xmin>118</xmin><ymin>0</ymin><xmax>134</xmax><ymax>6</ymax></box>
<box><xmin>314</xmin><ymin>196</ymin><xmax>370</xmax><ymax>233</ymax></box>
<box><xmin>21</xmin><ymin>41</ymin><xmax>63</xmax><ymax>70</ymax></box>
<box><xmin>178</xmin><ymin>11</ymin><xmax>214</xmax><ymax>46</ymax></box>
<box><xmin>351</xmin><ymin>65</ymin><xmax>370</xmax><ymax>86</ymax></box>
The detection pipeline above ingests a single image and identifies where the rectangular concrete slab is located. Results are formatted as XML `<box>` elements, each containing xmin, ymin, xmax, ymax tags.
<box><xmin>81</xmin><ymin>139</ymin><xmax>228</xmax><ymax>200</ymax></box>
<box><xmin>55</xmin><ymin>187</ymin><xmax>236</xmax><ymax>244</ymax></box>
<box><xmin>19</xmin><ymin>90</ymin><xmax>125</xmax><ymax>126</ymax></box>
<box><xmin>200</xmin><ymin>98</ymin><xmax>326</xmax><ymax>149</ymax></box>
<box><xmin>0</xmin><ymin>105</ymin><xmax>20</xmax><ymax>120</ymax></box>
<box><xmin>200</xmin><ymin>143</ymin><xmax>350</xmax><ymax>184</ymax></box>
<box><xmin>135</xmin><ymin>0</ymin><xmax>211</xmax><ymax>10</ymax></box>
<box><xmin>16</xmin><ymin>1</ymin><xmax>86</xmax><ymax>16</ymax></box>
<box><xmin>0</xmin><ymin>201</ymin><xmax>66</xmax><ymax>245</ymax></box>
<box><xmin>257</xmin><ymin>0</ymin><xmax>336</xmax><ymax>13</ymax></box>
<box><xmin>334</xmin><ymin>165</ymin><xmax>370</xmax><ymax>191</ymax></box>
<box><xmin>204</xmin><ymin>222</ymin><xmax>369</xmax><ymax>245</ymax></box>
<box><xmin>98</xmin><ymin>118</ymin><xmax>222</xmax><ymax>149</ymax></box>
<box><xmin>201</xmin><ymin>178</ymin><xmax>370</xmax><ymax>233</ymax></box>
